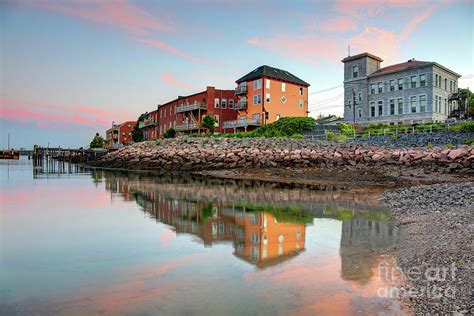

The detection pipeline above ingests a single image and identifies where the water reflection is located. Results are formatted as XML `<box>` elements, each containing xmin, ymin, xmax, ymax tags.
<box><xmin>100</xmin><ymin>170</ymin><xmax>402</xmax><ymax>275</ymax></box>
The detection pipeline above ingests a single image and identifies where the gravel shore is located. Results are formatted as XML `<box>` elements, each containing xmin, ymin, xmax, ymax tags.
<box><xmin>383</xmin><ymin>182</ymin><xmax>473</xmax><ymax>314</ymax></box>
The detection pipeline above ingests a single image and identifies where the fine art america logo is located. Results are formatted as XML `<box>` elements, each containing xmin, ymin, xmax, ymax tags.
<box><xmin>377</xmin><ymin>262</ymin><xmax>458</xmax><ymax>299</ymax></box>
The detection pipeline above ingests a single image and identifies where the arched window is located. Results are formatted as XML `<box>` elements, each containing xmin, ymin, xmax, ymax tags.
<box><xmin>352</xmin><ymin>65</ymin><xmax>359</xmax><ymax>78</ymax></box>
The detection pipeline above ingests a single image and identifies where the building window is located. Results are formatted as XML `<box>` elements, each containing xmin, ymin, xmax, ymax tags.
<box><xmin>420</xmin><ymin>74</ymin><xmax>426</xmax><ymax>87</ymax></box>
<box><xmin>398</xmin><ymin>78</ymin><xmax>404</xmax><ymax>90</ymax></box>
<box><xmin>253</xmin><ymin>94</ymin><xmax>262</xmax><ymax>105</ymax></box>
<box><xmin>352</xmin><ymin>65</ymin><xmax>359</xmax><ymax>78</ymax></box>
<box><xmin>358</xmin><ymin>108</ymin><xmax>363</xmax><ymax>118</ymax></box>
<box><xmin>265</xmin><ymin>79</ymin><xmax>270</xmax><ymax>89</ymax></box>
<box><xmin>299</xmin><ymin>100</ymin><xmax>303</xmax><ymax>108</ymax></box>
<box><xmin>377</xmin><ymin>82</ymin><xmax>383</xmax><ymax>94</ymax></box>
<box><xmin>389</xmin><ymin>99</ymin><xmax>395</xmax><ymax>115</ymax></box>
<box><xmin>252</xmin><ymin>113</ymin><xmax>260</xmax><ymax>122</ymax></box>
<box><xmin>397</xmin><ymin>98</ymin><xmax>403</xmax><ymax>115</ymax></box>
<box><xmin>444</xmin><ymin>98</ymin><xmax>447</xmax><ymax>114</ymax></box>
<box><xmin>434</xmin><ymin>74</ymin><xmax>438</xmax><ymax>87</ymax></box>
<box><xmin>281</xmin><ymin>96</ymin><xmax>287</xmax><ymax>103</ymax></box>
<box><xmin>253</xmin><ymin>79</ymin><xmax>262</xmax><ymax>90</ymax></box>
<box><xmin>410</xmin><ymin>96</ymin><xmax>417</xmax><ymax>113</ymax></box>
<box><xmin>347</xmin><ymin>100</ymin><xmax>352</xmax><ymax>109</ymax></box>
<box><xmin>281</xmin><ymin>82</ymin><xmax>286</xmax><ymax>92</ymax></box>
<box><xmin>229</xmin><ymin>99</ymin><xmax>234</xmax><ymax>109</ymax></box>
<box><xmin>450</xmin><ymin>81</ymin><xmax>453</xmax><ymax>92</ymax></box>
<box><xmin>378</xmin><ymin>100</ymin><xmax>383</xmax><ymax>116</ymax></box>
<box><xmin>221</xmin><ymin>99</ymin><xmax>227</xmax><ymax>109</ymax></box>
<box><xmin>358</xmin><ymin>92</ymin><xmax>362</xmax><ymax>101</ymax></box>
<box><xmin>214</xmin><ymin>115</ymin><xmax>219</xmax><ymax>126</ymax></box>
<box><xmin>444</xmin><ymin>78</ymin><xmax>447</xmax><ymax>90</ymax></box>
<box><xmin>299</xmin><ymin>87</ymin><xmax>303</xmax><ymax>95</ymax></box>
<box><xmin>434</xmin><ymin>95</ymin><xmax>438</xmax><ymax>112</ymax></box>
<box><xmin>370</xmin><ymin>84</ymin><xmax>376</xmax><ymax>95</ymax></box>
<box><xmin>214</xmin><ymin>98</ymin><xmax>220</xmax><ymax>108</ymax></box>
<box><xmin>276</xmin><ymin>114</ymin><xmax>280</xmax><ymax>121</ymax></box>
<box><xmin>411</xmin><ymin>76</ymin><xmax>417</xmax><ymax>88</ymax></box>
<box><xmin>266</xmin><ymin>93</ymin><xmax>270</xmax><ymax>102</ymax></box>
<box><xmin>370</xmin><ymin>102</ymin><xmax>376</xmax><ymax>117</ymax></box>
<box><xmin>420</xmin><ymin>95</ymin><xmax>426</xmax><ymax>112</ymax></box>
<box><xmin>389</xmin><ymin>80</ymin><xmax>395</xmax><ymax>92</ymax></box>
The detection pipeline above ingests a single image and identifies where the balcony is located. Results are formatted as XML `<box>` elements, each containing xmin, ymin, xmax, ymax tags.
<box><xmin>175</xmin><ymin>122</ymin><xmax>201</xmax><ymax>131</ymax></box>
<box><xmin>234</xmin><ymin>86</ymin><xmax>248</xmax><ymax>96</ymax></box>
<box><xmin>222</xmin><ymin>118</ymin><xmax>261</xmax><ymax>129</ymax></box>
<box><xmin>176</xmin><ymin>102</ymin><xmax>207</xmax><ymax>113</ymax></box>
<box><xmin>235</xmin><ymin>100</ymin><xmax>247</xmax><ymax>110</ymax></box>
<box><xmin>138</xmin><ymin>119</ymin><xmax>157</xmax><ymax>129</ymax></box>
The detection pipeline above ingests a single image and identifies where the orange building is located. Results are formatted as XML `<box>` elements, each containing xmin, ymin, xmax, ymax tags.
<box><xmin>223</xmin><ymin>65</ymin><xmax>310</xmax><ymax>132</ymax></box>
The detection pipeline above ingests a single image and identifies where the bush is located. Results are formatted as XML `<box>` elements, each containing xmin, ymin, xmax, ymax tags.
<box><xmin>216</xmin><ymin>117</ymin><xmax>315</xmax><ymax>139</ymax></box>
<box><xmin>163</xmin><ymin>128</ymin><xmax>176</xmax><ymax>138</ymax></box>
<box><xmin>326</xmin><ymin>131</ymin><xmax>335</xmax><ymax>140</ymax></box>
<box><xmin>451</xmin><ymin>121</ymin><xmax>474</xmax><ymax>132</ymax></box>
<box><xmin>339</xmin><ymin>123</ymin><xmax>354</xmax><ymax>136</ymax></box>
<box><xmin>463</xmin><ymin>138</ymin><xmax>474</xmax><ymax>146</ymax></box>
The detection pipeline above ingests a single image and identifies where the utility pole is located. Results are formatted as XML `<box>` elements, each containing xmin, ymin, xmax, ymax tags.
<box><xmin>352</xmin><ymin>89</ymin><xmax>357</xmax><ymax>129</ymax></box>
<box><xmin>7</xmin><ymin>132</ymin><xmax>10</xmax><ymax>150</ymax></box>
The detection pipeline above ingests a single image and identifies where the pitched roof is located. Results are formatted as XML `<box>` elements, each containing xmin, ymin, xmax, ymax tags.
<box><xmin>369</xmin><ymin>59</ymin><xmax>431</xmax><ymax>77</ymax></box>
<box><xmin>236</xmin><ymin>65</ymin><xmax>310</xmax><ymax>86</ymax></box>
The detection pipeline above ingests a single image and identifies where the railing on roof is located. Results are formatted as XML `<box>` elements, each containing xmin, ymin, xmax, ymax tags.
<box><xmin>138</xmin><ymin>119</ymin><xmax>158</xmax><ymax>129</ymax></box>
<box><xmin>176</xmin><ymin>102</ymin><xmax>207</xmax><ymax>113</ymax></box>
<box><xmin>222</xmin><ymin>118</ymin><xmax>261</xmax><ymax>129</ymax></box>
<box><xmin>234</xmin><ymin>86</ymin><xmax>248</xmax><ymax>96</ymax></box>
<box><xmin>235</xmin><ymin>99</ymin><xmax>247</xmax><ymax>110</ymax></box>
<box><xmin>175</xmin><ymin>122</ymin><xmax>201</xmax><ymax>131</ymax></box>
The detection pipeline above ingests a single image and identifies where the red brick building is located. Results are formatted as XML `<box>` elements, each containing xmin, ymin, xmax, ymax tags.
<box><xmin>139</xmin><ymin>110</ymin><xmax>159</xmax><ymax>140</ymax></box>
<box><xmin>158</xmin><ymin>86</ymin><xmax>238</xmax><ymax>136</ymax></box>
<box><xmin>105</xmin><ymin>120</ymin><xmax>136</xmax><ymax>149</ymax></box>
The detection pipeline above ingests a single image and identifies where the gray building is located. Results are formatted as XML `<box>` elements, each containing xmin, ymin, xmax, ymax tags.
<box><xmin>342</xmin><ymin>52</ymin><xmax>461</xmax><ymax>126</ymax></box>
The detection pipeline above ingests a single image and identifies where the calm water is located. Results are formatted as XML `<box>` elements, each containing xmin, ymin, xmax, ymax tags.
<box><xmin>1</xmin><ymin>158</ymin><xmax>406</xmax><ymax>315</ymax></box>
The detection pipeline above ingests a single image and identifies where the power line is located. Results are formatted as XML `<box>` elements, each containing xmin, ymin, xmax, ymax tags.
<box><xmin>309</xmin><ymin>84</ymin><xmax>343</xmax><ymax>95</ymax></box>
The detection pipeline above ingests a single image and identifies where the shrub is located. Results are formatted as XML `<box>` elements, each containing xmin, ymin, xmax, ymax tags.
<box><xmin>202</xmin><ymin>115</ymin><xmax>218</xmax><ymax>134</ymax></box>
<box><xmin>451</xmin><ymin>121</ymin><xmax>474</xmax><ymax>132</ymax></box>
<box><xmin>463</xmin><ymin>138</ymin><xmax>474</xmax><ymax>146</ymax></box>
<box><xmin>162</xmin><ymin>128</ymin><xmax>176</xmax><ymax>139</ymax></box>
<box><xmin>339</xmin><ymin>123</ymin><xmax>354</xmax><ymax>137</ymax></box>
<box><xmin>326</xmin><ymin>131</ymin><xmax>335</xmax><ymax>140</ymax></box>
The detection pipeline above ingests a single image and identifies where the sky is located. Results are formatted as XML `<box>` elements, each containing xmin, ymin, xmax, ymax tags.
<box><xmin>1</xmin><ymin>0</ymin><xmax>473</xmax><ymax>148</ymax></box>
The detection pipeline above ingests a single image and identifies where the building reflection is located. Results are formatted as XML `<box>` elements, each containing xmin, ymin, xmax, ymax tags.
<box><xmin>100</xmin><ymin>170</ymin><xmax>401</xmax><ymax>273</ymax></box>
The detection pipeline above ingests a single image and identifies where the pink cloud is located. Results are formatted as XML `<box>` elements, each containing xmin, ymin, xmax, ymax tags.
<box><xmin>349</xmin><ymin>4</ymin><xmax>441</xmax><ymax>63</ymax></box>
<box><xmin>318</xmin><ymin>17</ymin><xmax>358</xmax><ymax>33</ymax></box>
<box><xmin>0</xmin><ymin>96</ymin><xmax>132</xmax><ymax>130</ymax></box>
<box><xmin>251</xmin><ymin>1</ymin><xmax>443</xmax><ymax>65</ymax></box>
<box><xmin>26</xmin><ymin>0</ymin><xmax>171</xmax><ymax>37</ymax></box>
<box><xmin>248</xmin><ymin>35</ymin><xmax>344</xmax><ymax>64</ymax></box>
<box><xmin>139</xmin><ymin>38</ymin><xmax>200</xmax><ymax>64</ymax></box>
<box><xmin>160</xmin><ymin>73</ymin><xmax>199</xmax><ymax>91</ymax></box>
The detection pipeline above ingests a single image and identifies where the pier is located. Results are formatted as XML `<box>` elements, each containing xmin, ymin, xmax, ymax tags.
<box><xmin>31</xmin><ymin>145</ymin><xmax>108</xmax><ymax>164</ymax></box>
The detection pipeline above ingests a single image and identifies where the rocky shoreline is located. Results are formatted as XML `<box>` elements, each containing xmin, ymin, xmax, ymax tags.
<box><xmin>383</xmin><ymin>183</ymin><xmax>473</xmax><ymax>314</ymax></box>
<box><xmin>89</xmin><ymin>137</ymin><xmax>473</xmax><ymax>314</ymax></box>
<box><xmin>92</xmin><ymin>138</ymin><xmax>474</xmax><ymax>173</ymax></box>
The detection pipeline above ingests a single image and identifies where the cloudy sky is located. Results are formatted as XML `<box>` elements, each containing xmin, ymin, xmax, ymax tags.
<box><xmin>1</xmin><ymin>0</ymin><xmax>473</xmax><ymax>148</ymax></box>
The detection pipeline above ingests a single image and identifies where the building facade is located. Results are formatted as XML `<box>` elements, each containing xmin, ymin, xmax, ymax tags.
<box><xmin>223</xmin><ymin>65</ymin><xmax>310</xmax><ymax>132</ymax></box>
<box><xmin>105</xmin><ymin>120</ymin><xmax>135</xmax><ymax>149</ymax></box>
<box><xmin>139</xmin><ymin>110</ymin><xmax>159</xmax><ymax>140</ymax></box>
<box><xmin>342</xmin><ymin>52</ymin><xmax>461</xmax><ymax>126</ymax></box>
<box><xmin>157</xmin><ymin>86</ymin><xmax>238</xmax><ymax>137</ymax></box>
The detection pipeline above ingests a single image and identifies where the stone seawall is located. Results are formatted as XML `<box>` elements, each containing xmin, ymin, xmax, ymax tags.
<box><xmin>92</xmin><ymin>138</ymin><xmax>474</xmax><ymax>173</ymax></box>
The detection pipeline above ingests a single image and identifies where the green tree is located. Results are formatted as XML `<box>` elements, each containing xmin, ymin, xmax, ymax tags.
<box><xmin>132</xmin><ymin>114</ymin><xmax>145</xmax><ymax>142</ymax></box>
<box><xmin>202</xmin><ymin>115</ymin><xmax>218</xmax><ymax>134</ymax></box>
<box><xmin>163</xmin><ymin>128</ymin><xmax>176</xmax><ymax>138</ymax></box>
<box><xmin>89</xmin><ymin>132</ymin><xmax>105</xmax><ymax>148</ymax></box>
<box><xmin>131</xmin><ymin>122</ymin><xmax>143</xmax><ymax>142</ymax></box>
<box><xmin>459</xmin><ymin>88</ymin><xmax>473</xmax><ymax>118</ymax></box>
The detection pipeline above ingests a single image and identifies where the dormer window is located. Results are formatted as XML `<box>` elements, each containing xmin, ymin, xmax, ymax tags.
<box><xmin>352</xmin><ymin>65</ymin><xmax>359</xmax><ymax>78</ymax></box>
